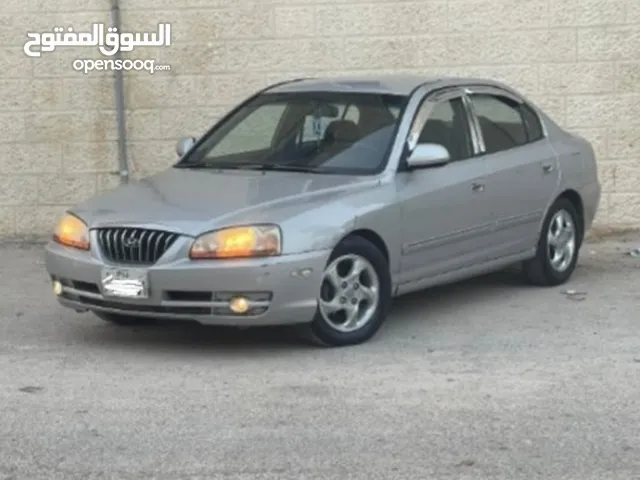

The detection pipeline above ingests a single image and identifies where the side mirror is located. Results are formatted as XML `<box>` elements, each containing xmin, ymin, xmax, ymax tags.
<box><xmin>406</xmin><ymin>143</ymin><xmax>450</xmax><ymax>169</ymax></box>
<box><xmin>176</xmin><ymin>136</ymin><xmax>196</xmax><ymax>157</ymax></box>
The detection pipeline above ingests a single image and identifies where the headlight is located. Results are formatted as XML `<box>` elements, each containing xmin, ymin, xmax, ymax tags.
<box><xmin>189</xmin><ymin>225</ymin><xmax>281</xmax><ymax>259</ymax></box>
<box><xmin>53</xmin><ymin>213</ymin><xmax>90</xmax><ymax>250</ymax></box>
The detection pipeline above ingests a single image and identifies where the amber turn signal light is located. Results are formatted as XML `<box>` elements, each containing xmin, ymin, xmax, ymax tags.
<box><xmin>53</xmin><ymin>214</ymin><xmax>90</xmax><ymax>250</ymax></box>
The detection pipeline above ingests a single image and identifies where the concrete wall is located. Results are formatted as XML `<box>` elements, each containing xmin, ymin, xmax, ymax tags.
<box><xmin>1</xmin><ymin>0</ymin><xmax>639</xmax><ymax>238</ymax></box>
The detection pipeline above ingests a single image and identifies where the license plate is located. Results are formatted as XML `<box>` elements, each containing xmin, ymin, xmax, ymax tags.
<box><xmin>101</xmin><ymin>267</ymin><xmax>148</xmax><ymax>299</ymax></box>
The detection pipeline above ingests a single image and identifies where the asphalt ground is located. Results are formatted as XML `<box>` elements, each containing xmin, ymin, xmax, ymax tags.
<box><xmin>1</xmin><ymin>237</ymin><xmax>639</xmax><ymax>479</ymax></box>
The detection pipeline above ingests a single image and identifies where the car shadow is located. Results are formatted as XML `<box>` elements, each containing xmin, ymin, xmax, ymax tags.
<box><xmin>73</xmin><ymin>319</ymin><xmax>307</xmax><ymax>354</ymax></box>
<box><xmin>389</xmin><ymin>266</ymin><xmax>525</xmax><ymax>318</ymax></box>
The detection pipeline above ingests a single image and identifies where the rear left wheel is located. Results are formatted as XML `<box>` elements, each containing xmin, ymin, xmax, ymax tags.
<box><xmin>297</xmin><ymin>235</ymin><xmax>392</xmax><ymax>347</ymax></box>
<box><xmin>523</xmin><ymin>197</ymin><xmax>581</xmax><ymax>286</ymax></box>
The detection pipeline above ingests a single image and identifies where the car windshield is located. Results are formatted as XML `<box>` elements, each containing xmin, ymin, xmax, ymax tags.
<box><xmin>176</xmin><ymin>91</ymin><xmax>407</xmax><ymax>175</ymax></box>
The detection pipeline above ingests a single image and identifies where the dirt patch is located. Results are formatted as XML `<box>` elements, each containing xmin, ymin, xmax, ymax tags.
<box><xmin>585</xmin><ymin>227</ymin><xmax>640</xmax><ymax>243</ymax></box>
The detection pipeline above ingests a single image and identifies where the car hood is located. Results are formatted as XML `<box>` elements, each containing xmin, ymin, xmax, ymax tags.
<box><xmin>72</xmin><ymin>167</ymin><xmax>377</xmax><ymax>236</ymax></box>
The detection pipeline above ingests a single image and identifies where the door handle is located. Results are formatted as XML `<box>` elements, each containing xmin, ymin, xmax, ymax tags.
<box><xmin>472</xmin><ymin>182</ymin><xmax>485</xmax><ymax>192</ymax></box>
<box><xmin>542</xmin><ymin>163</ymin><xmax>554</xmax><ymax>174</ymax></box>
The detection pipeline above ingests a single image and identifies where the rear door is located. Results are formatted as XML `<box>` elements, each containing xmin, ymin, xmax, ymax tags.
<box><xmin>464</xmin><ymin>86</ymin><xmax>560</xmax><ymax>257</ymax></box>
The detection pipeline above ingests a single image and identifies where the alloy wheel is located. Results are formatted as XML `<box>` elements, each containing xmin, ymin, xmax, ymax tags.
<box><xmin>318</xmin><ymin>253</ymin><xmax>380</xmax><ymax>333</ymax></box>
<box><xmin>547</xmin><ymin>209</ymin><xmax>576</xmax><ymax>273</ymax></box>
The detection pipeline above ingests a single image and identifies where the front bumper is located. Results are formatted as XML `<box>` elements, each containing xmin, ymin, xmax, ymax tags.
<box><xmin>44</xmin><ymin>240</ymin><xmax>330</xmax><ymax>326</ymax></box>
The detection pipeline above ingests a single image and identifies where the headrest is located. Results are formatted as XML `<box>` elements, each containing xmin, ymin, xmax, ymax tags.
<box><xmin>323</xmin><ymin>120</ymin><xmax>360</xmax><ymax>143</ymax></box>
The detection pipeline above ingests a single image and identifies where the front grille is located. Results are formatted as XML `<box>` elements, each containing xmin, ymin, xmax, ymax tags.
<box><xmin>96</xmin><ymin>227</ymin><xmax>179</xmax><ymax>265</ymax></box>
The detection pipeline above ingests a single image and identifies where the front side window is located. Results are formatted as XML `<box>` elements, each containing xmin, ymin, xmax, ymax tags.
<box><xmin>178</xmin><ymin>91</ymin><xmax>407</xmax><ymax>175</ymax></box>
<box><xmin>417</xmin><ymin>97</ymin><xmax>472</xmax><ymax>161</ymax></box>
<box><xmin>469</xmin><ymin>94</ymin><xmax>528</xmax><ymax>154</ymax></box>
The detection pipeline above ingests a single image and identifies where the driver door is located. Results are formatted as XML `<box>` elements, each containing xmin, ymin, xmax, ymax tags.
<box><xmin>396</xmin><ymin>89</ymin><xmax>495</xmax><ymax>287</ymax></box>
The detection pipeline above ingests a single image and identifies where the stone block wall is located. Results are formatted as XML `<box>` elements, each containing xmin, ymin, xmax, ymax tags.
<box><xmin>1</xmin><ymin>0</ymin><xmax>639</xmax><ymax>237</ymax></box>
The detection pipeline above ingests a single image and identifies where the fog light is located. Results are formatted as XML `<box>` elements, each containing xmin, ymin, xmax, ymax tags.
<box><xmin>229</xmin><ymin>296</ymin><xmax>250</xmax><ymax>314</ymax></box>
<box><xmin>52</xmin><ymin>280</ymin><xmax>63</xmax><ymax>296</ymax></box>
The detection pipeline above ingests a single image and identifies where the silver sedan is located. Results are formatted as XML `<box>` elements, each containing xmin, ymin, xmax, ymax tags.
<box><xmin>44</xmin><ymin>75</ymin><xmax>601</xmax><ymax>347</ymax></box>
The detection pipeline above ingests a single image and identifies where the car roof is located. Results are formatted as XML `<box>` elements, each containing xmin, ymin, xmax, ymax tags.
<box><xmin>264</xmin><ymin>74</ymin><xmax>514</xmax><ymax>96</ymax></box>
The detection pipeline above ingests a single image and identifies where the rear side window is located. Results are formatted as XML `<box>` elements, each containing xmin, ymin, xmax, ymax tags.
<box><xmin>469</xmin><ymin>94</ymin><xmax>528</xmax><ymax>154</ymax></box>
<box><xmin>520</xmin><ymin>103</ymin><xmax>543</xmax><ymax>142</ymax></box>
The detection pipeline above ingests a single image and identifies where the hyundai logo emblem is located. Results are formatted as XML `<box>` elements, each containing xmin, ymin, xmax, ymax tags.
<box><xmin>122</xmin><ymin>236</ymin><xmax>140</xmax><ymax>248</ymax></box>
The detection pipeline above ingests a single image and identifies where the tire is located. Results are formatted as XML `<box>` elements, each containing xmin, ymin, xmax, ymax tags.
<box><xmin>93</xmin><ymin>311</ymin><xmax>158</xmax><ymax>326</ymax></box>
<box><xmin>523</xmin><ymin>197</ymin><xmax>581</xmax><ymax>286</ymax></box>
<box><xmin>297</xmin><ymin>235</ymin><xmax>392</xmax><ymax>347</ymax></box>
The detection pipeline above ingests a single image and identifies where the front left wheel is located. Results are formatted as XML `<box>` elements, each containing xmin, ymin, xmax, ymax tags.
<box><xmin>297</xmin><ymin>235</ymin><xmax>392</xmax><ymax>347</ymax></box>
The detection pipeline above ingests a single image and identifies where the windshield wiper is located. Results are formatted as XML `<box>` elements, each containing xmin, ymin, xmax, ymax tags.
<box><xmin>173</xmin><ymin>162</ymin><xmax>208</xmax><ymax>169</ymax></box>
<box><xmin>175</xmin><ymin>162</ymin><xmax>326</xmax><ymax>173</ymax></box>
<box><xmin>240</xmin><ymin>163</ymin><xmax>326</xmax><ymax>173</ymax></box>
<box><xmin>174</xmin><ymin>162</ymin><xmax>251</xmax><ymax>170</ymax></box>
